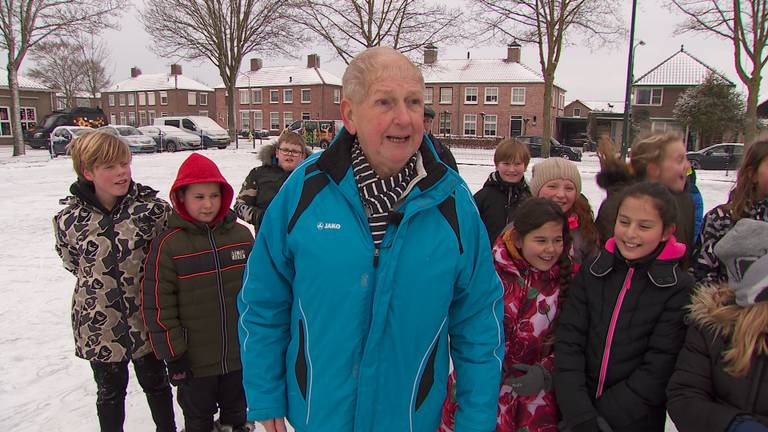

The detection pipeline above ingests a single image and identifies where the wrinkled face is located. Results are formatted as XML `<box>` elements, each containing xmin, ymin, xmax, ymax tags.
<box><xmin>614</xmin><ymin>195</ymin><xmax>674</xmax><ymax>261</ymax></box>
<box><xmin>341</xmin><ymin>64</ymin><xmax>424</xmax><ymax>177</ymax></box>
<box><xmin>538</xmin><ymin>179</ymin><xmax>578</xmax><ymax>213</ymax></box>
<box><xmin>83</xmin><ymin>157</ymin><xmax>132</xmax><ymax>209</ymax></box>
<box><xmin>181</xmin><ymin>182</ymin><xmax>221</xmax><ymax>224</ymax></box>
<box><xmin>649</xmin><ymin>141</ymin><xmax>689</xmax><ymax>193</ymax></box>
<box><xmin>277</xmin><ymin>142</ymin><xmax>305</xmax><ymax>172</ymax></box>
<box><xmin>515</xmin><ymin>221</ymin><xmax>565</xmax><ymax>271</ymax></box>
<box><xmin>754</xmin><ymin>157</ymin><xmax>768</xmax><ymax>199</ymax></box>
<box><xmin>496</xmin><ymin>159</ymin><xmax>527</xmax><ymax>183</ymax></box>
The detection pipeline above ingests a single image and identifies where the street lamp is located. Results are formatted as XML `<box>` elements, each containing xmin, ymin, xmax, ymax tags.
<box><xmin>620</xmin><ymin>0</ymin><xmax>644</xmax><ymax>159</ymax></box>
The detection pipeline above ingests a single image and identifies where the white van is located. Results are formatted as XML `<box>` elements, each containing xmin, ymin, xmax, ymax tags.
<box><xmin>154</xmin><ymin>116</ymin><xmax>230</xmax><ymax>149</ymax></box>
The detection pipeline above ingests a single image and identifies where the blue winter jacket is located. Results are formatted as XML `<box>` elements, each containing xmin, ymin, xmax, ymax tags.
<box><xmin>238</xmin><ymin>130</ymin><xmax>504</xmax><ymax>432</ymax></box>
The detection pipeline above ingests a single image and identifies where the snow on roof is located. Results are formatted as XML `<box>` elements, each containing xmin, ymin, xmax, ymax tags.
<box><xmin>216</xmin><ymin>65</ymin><xmax>342</xmax><ymax>88</ymax></box>
<box><xmin>581</xmin><ymin>100</ymin><xmax>624</xmax><ymax>113</ymax></box>
<box><xmin>0</xmin><ymin>74</ymin><xmax>54</xmax><ymax>92</ymax></box>
<box><xmin>421</xmin><ymin>58</ymin><xmax>562</xmax><ymax>88</ymax></box>
<box><xmin>107</xmin><ymin>73</ymin><xmax>214</xmax><ymax>92</ymax></box>
<box><xmin>634</xmin><ymin>47</ymin><xmax>733</xmax><ymax>87</ymax></box>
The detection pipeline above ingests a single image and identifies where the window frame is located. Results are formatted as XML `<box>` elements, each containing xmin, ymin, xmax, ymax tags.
<box><xmin>269</xmin><ymin>112</ymin><xmax>280</xmax><ymax>130</ymax></box>
<box><xmin>301</xmin><ymin>88</ymin><xmax>311</xmax><ymax>103</ymax></box>
<box><xmin>464</xmin><ymin>87</ymin><xmax>478</xmax><ymax>105</ymax></box>
<box><xmin>483</xmin><ymin>114</ymin><xmax>497</xmax><ymax>137</ymax></box>
<box><xmin>484</xmin><ymin>87</ymin><xmax>499</xmax><ymax>104</ymax></box>
<box><xmin>511</xmin><ymin>87</ymin><xmax>526</xmax><ymax>105</ymax></box>
<box><xmin>159</xmin><ymin>91</ymin><xmax>168</xmax><ymax>106</ymax></box>
<box><xmin>283</xmin><ymin>89</ymin><xmax>293</xmax><ymax>104</ymax></box>
<box><xmin>270</xmin><ymin>90</ymin><xmax>280</xmax><ymax>104</ymax></box>
<box><xmin>463</xmin><ymin>113</ymin><xmax>477</xmax><ymax>136</ymax></box>
<box><xmin>439</xmin><ymin>87</ymin><xmax>453</xmax><ymax>104</ymax></box>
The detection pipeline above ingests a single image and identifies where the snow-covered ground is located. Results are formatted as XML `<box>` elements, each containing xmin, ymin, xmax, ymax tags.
<box><xmin>0</xmin><ymin>142</ymin><xmax>735</xmax><ymax>431</ymax></box>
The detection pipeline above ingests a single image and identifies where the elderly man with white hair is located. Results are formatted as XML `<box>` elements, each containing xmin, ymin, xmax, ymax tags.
<box><xmin>238</xmin><ymin>46</ymin><xmax>503</xmax><ymax>432</ymax></box>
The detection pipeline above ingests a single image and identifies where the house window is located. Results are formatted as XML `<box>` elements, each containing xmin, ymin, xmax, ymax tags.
<box><xmin>301</xmin><ymin>112</ymin><xmax>311</xmax><ymax>120</ymax></box>
<box><xmin>463</xmin><ymin>114</ymin><xmax>477</xmax><ymax>136</ymax></box>
<box><xmin>240</xmin><ymin>111</ymin><xmax>251</xmax><ymax>130</ymax></box>
<box><xmin>254</xmin><ymin>111</ymin><xmax>263</xmax><ymax>130</ymax></box>
<box><xmin>573</xmin><ymin>108</ymin><xmax>581</xmax><ymax>117</ymax></box>
<box><xmin>333</xmin><ymin>89</ymin><xmax>341</xmax><ymax>104</ymax></box>
<box><xmin>438</xmin><ymin>112</ymin><xmax>451</xmax><ymax>135</ymax></box>
<box><xmin>635</xmin><ymin>88</ymin><xmax>663</xmax><ymax>106</ymax></box>
<box><xmin>159</xmin><ymin>91</ymin><xmax>168</xmax><ymax>105</ymax></box>
<box><xmin>270</xmin><ymin>112</ymin><xmax>280</xmax><ymax>130</ymax></box>
<box><xmin>439</xmin><ymin>87</ymin><xmax>452</xmax><ymax>104</ymax></box>
<box><xmin>187</xmin><ymin>92</ymin><xmax>197</xmax><ymax>105</ymax></box>
<box><xmin>252</xmin><ymin>89</ymin><xmax>262</xmax><ymax>104</ymax></box>
<box><xmin>148</xmin><ymin>111</ymin><xmax>156</xmax><ymax>124</ymax></box>
<box><xmin>464</xmin><ymin>87</ymin><xmax>478</xmax><ymax>104</ymax></box>
<box><xmin>651</xmin><ymin>120</ymin><xmax>683</xmax><ymax>134</ymax></box>
<box><xmin>119</xmin><ymin>94</ymin><xmax>126</xmax><ymax>106</ymax></box>
<box><xmin>119</xmin><ymin>112</ymin><xmax>126</xmax><ymax>124</ymax></box>
<box><xmin>424</xmin><ymin>87</ymin><xmax>433</xmax><ymax>104</ymax></box>
<box><xmin>139</xmin><ymin>111</ymin><xmax>147</xmax><ymax>126</ymax></box>
<box><xmin>109</xmin><ymin>94</ymin><xmax>115</xmax><ymax>107</ymax></box>
<box><xmin>199</xmin><ymin>93</ymin><xmax>208</xmax><ymax>106</ymax></box>
<box><xmin>512</xmin><ymin>88</ymin><xmax>526</xmax><ymax>105</ymax></box>
<box><xmin>483</xmin><ymin>114</ymin><xmax>497</xmax><ymax>137</ymax></box>
<box><xmin>270</xmin><ymin>90</ymin><xmax>279</xmax><ymax>103</ymax></box>
<box><xmin>56</xmin><ymin>98</ymin><xmax>66</xmax><ymax>110</ymax></box>
<box><xmin>128</xmin><ymin>93</ymin><xmax>135</xmax><ymax>106</ymax></box>
<box><xmin>559</xmin><ymin>94</ymin><xmax>565</xmax><ymax>109</ymax></box>
<box><xmin>0</xmin><ymin>107</ymin><xmax>36</xmax><ymax>136</ymax></box>
<box><xmin>284</xmin><ymin>112</ymin><xmax>293</xmax><ymax>128</ymax></box>
<box><xmin>110</xmin><ymin>114</ymin><xmax>117</xmax><ymax>125</ymax></box>
<box><xmin>138</xmin><ymin>92</ymin><xmax>146</xmax><ymax>106</ymax></box>
<box><xmin>147</xmin><ymin>92</ymin><xmax>156</xmax><ymax>105</ymax></box>
<box><xmin>127</xmin><ymin>112</ymin><xmax>136</xmax><ymax>126</ymax></box>
<box><xmin>240</xmin><ymin>89</ymin><xmax>250</xmax><ymax>105</ymax></box>
<box><xmin>301</xmin><ymin>89</ymin><xmax>311</xmax><ymax>103</ymax></box>
<box><xmin>160</xmin><ymin>112</ymin><xmax>168</xmax><ymax>117</ymax></box>
<box><xmin>485</xmin><ymin>87</ymin><xmax>498</xmax><ymax>104</ymax></box>
<box><xmin>283</xmin><ymin>89</ymin><xmax>293</xmax><ymax>103</ymax></box>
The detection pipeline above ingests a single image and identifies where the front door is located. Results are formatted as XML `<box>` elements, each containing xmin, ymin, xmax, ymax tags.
<box><xmin>510</xmin><ymin>116</ymin><xmax>523</xmax><ymax>137</ymax></box>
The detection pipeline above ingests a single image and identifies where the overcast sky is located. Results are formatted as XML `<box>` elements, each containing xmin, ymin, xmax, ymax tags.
<box><xmin>20</xmin><ymin>0</ymin><xmax>768</xmax><ymax>103</ymax></box>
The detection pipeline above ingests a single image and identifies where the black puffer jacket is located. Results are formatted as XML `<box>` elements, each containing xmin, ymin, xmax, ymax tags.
<box><xmin>554</xmin><ymin>237</ymin><xmax>694</xmax><ymax>432</ymax></box>
<box><xmin>667</xmin><ymin>284</ymin><xmax>768</xmax><ymax>432</ymax></box>
<box><xmin>427</xmin><ymin>133</ymin><xmax>459</xmax><ymax>172</ymax></box>
<box><xmin>233</xmin><ymin>144</ymin><xmax>292</xmax><ymax>232</ymax></box>
<box><xmin>473</xmin><ymin>171</ymin><xmax>531</xmax><ymax>243</ymax></box>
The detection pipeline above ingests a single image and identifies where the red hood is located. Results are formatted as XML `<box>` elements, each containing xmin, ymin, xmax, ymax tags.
<box><xmin>170</xmin><ymin>153</ymin><xmax>234</xmax><ymax>224</ymax></box>
<box><xmin>605</xmin><ymin>235</ymin><xmax>686</xmax><ymax>261</ymax></box>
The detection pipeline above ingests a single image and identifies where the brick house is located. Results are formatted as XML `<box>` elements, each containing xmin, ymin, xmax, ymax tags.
<box><xmin>102</xmin><ymin>64</ymin><xmax>216</xmax><ymax>127</ymax></box>
<box><xmin>214</xmin><ymin>54</ymin><xmax>343</xmax><ymax>134</ymax></box>
<box><xmin>420</xmin><ymin>43</ymin><xmax>566</xmax><ymax>139</ymax></box>
<box><xmin>55</xmin><ymin>92</ymin><xmax>101</xmax><ymax>110</ymax></box>
<box><xmin>561</xmin><ymin>99</ymin><xmax>625</xmax><ymax>145</ymax></box>
<box><xmin>632</xmin><ymin>46</ymin><xmax>734</xmax><ymax>150</ymax></box>
<box><xmin>0</xmin><ymin>75</ymin><xmax>56</xmax><ymax>146</ymax></box>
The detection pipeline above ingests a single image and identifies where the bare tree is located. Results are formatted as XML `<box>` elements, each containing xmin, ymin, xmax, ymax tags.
<box><xmin>77</xmin><ymin>35</ymin><xmax>112</xmax><ymax>100</ymax></box>
<box><xmin>669</xmin><ymin>0</ymin><xmax>767</xmax><ymax>145</ymax></box>
<box><xmin>0</xmin><ymin>0</ymin><xmax>126</xmax><ymax>156</ymax></box>
<box><xmin>140</xmin><ymin>0</ymin><xmax>299</xmax><ymax>140</ymax></box>
<box><xmin>473</xmin><ymin>0</ymin><xmax>623</xmax><ymax>156</ymax></box>
<box><xmin>293</xmin><ymin>0</ymin><xmax>465</xmax><ymax>64</ymax></box>
<box><xmin>27</xmin><ymin>40</ymin><xmax>87</xmax><ymax>108</ymax></box>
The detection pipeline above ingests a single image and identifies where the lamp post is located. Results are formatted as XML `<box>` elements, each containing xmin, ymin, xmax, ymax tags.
<box><xmin>620</xmin><ymin>0</ymin><xmax>643</xmax><ymax>159</ymax></box>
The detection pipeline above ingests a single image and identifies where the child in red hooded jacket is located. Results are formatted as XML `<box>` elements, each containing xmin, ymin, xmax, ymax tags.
<box><xmin>142</xmin><ymin>153</ymin><xmax>254</xmax><ymax>432</ymax></box>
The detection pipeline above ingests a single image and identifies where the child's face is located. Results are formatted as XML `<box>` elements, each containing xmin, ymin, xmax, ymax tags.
<box><xmin>496</xmin><ymin>159</ymin><xmax>526</xmax><ymax>183</ymax></box>
<box><xmin>614</xmin><ymin>195</ymin><xmax>674</xmax><ymax>260</ymax></box>
<box><xmin>755</xmin><ymin>157</ymin><xmax>768</xmax><ymax>199</ymax></box>
<box><xmin>83</xmin><ymin>158</ymin><xmax>132</xmax><ymax>207</ymax></box>
<box><xmin>648</xmin><ymin>141</ymin><xmax>689</xmax><ymax>193</ymax></box>
<box><xmin>180</xmin><ymin>182</ymin><xmax>222</xmax><ymax>224</ymax></box>
<box><xmin>276</xmin><ymin>142</ymin><xmax>306</xmax><ymax>172</ymax></box>
<box><xmin>515</xmin><ymin>221</ymin><xmax>564</xmax><ymax>271</ymax></box>
<box><xmin>538</xmin><ymin>179</ymin><xmax>577</xmax><ymax>213</ymax></box>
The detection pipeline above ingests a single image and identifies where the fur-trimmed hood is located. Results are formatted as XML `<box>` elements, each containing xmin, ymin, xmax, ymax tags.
<box><xmin>688</xmin><ymin>283</ymin><xmax>758</xmax><ymax>335</ymax></box>
<box><xmin>258</xmin><ymin>143</ymin><xmax>279</xmax><ymax>166</ymax></box>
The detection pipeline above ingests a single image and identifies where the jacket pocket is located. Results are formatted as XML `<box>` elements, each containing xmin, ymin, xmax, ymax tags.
<box><xmin>414</xmin><ymin>336</ymin><xmax>439</xmax><ymax>412</ymax></box>
<box><xmin>295</xmin><ymin>318</ymin><xmax>308</xmax><ymax>400</ymax></box>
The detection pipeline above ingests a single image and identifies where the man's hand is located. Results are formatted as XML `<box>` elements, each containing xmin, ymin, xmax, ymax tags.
<box><xmin>259</xmin><ymin>418</ymin><xmax>287</xmax><ymax>432</ymax></box>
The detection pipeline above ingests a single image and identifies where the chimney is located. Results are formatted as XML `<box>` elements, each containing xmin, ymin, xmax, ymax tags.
<box><xmin>506</xmin><ymin>41</ymin><xmax>521</xmax><ymax>63</ymax></box>
<box><xmin>170</xmin><ymin>64</ymin><xmax>182</xmax><ymax>75</ymax></box>
<box><xmin>424</xmin><ymin>44</ymin><xmax>437</xmax><ymax>65</ymax></box>
<box><xmin>307</xmin><ymin>54</ymin><xmax>320</xmax><ymax>69</ymax></box>
<box><xmin>250</xmin><ymin>58</ymin><xmax>263</xmax><ymax>71</ymax></box>
<box><xmin>130</xmin><ymin>67</ymin><xmax>142</xmax><ymax>78</ymax></box>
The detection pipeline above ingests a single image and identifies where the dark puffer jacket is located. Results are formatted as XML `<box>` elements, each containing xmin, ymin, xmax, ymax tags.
<box><xmin>667</xmin><ymin>284</ymin><xmax>768</xmax><ymax>432</ymax></box>
<box><xmin>473</xmin><ymin>171</ymin><xmax>531</xmax><ymax>243</ymax></box>
<box><xmin>234</xmin><ymin>144</ymin><xmax>292</xmax><ymax>232</ymax></box>
<box><xmin>54</xmin><ymin>181</ymin><xmax>171</xmax><ymax>362</ymax></box>
<box><xmin>142</xmin><ymin>153</ymin><xmax>254</xmax><ymax>378</ymax></box>
<box><xmin>554</xmin><ymin>237</ymin><xmax>694</xmax><ymax>432</ymax></box>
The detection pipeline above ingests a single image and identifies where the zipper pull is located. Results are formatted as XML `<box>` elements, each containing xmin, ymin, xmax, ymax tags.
<box><xmin>373</xmin><ymin>248</ymin><xmax>380</xmax><ymax>268</ymax></box>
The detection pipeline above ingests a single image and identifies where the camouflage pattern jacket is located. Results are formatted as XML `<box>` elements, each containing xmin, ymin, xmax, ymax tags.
<box><xmin>53</xmin><ymin>181</ymin><xmax>171</xmax><ymax>362</ymax></box>
<box><xmin>233</xmin><ymin>144</ymin><xmax>290</xmax><ymax>232</ymax></box>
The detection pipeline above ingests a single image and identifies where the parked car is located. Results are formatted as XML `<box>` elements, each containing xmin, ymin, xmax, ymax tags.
<box><xmin>238</xmin><ymin>129</ymin><xmax>271</xmax><ymax>139</ymax></box>
<box><xmin>50</xmin><ymin>126</ymin><xmax>94</xmax><ymax>157</ymax></box>
<box><xmin>287</xmin><ymin>119</ymin><xmax>343</xmax><ymax>148</ymax></box>
<box><xmin>564</xmin><ymin>132</ymin><xmax>596</xmax><ymax>151</ymax></box>
<box><xmin>25</xmin><ymin>107</ymin><xmax>108</xmax><ymax>149</ymax></box>
<box><xmin>97</xmin><ymin>125</ymin><xmax>158</xmax><ymax>154</ymax></box>
<box><xmin>154</xmin><ymin>116</ymin><xmax>230</xmax><ymax>149</ymax></box>
<box><xmin>515</xmin><ymin>135</ymin><xmax>583</xmax><ymax>161</ymax></box>
<box><xmin>686</xmin><ymin>143</ymin><xmax>744</xmax><ymax>170</ymax></box>
<box><xmin>138</xmin><ymin>125</ymin><xmax>202</xmax><ymax>152</ymax></box>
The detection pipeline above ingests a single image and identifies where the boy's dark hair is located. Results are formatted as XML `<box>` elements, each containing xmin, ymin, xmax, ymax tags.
<box><xmin>619</xmin><ymin>181</ymin><xmax>678</xmax><ymax>229</ymax></box>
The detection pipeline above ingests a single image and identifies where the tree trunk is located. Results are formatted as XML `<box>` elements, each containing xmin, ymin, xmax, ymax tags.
<box><xmin>7</xmin><ymin>63</ymin><xmax>26</xmax><ymax>156</ymax></box>
<box><xmin>744</xmin><ymin>75</ymin><xmax>761</xmax><ymax>147</ymax></box>
<box><xmin>227</xmin><ymin>81</ymin><xmax>237</xmax><ymax>144</ymax></box>
<box><xmin>541</xmin><ymin>73</ymin><xmax>554</xmax><ymax>158</ymax></box>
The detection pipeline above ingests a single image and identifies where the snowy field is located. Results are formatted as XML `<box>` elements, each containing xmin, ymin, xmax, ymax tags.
<box><xmin>0</xmin><ymin>141</ymin><xmax>736</xmax><ymax>431</ymax></box>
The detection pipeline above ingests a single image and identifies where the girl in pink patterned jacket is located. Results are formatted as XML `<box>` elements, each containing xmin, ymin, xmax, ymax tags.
<box><xmin>440</xmin><ymin>198</ymin><xmax>573</xmax><ymax>432</ymax></box>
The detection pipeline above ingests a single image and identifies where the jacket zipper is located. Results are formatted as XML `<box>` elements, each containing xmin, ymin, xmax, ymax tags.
<box><xmin>596</xmin><ymin>266</ymin><xmax>634</xmax><ymax>398</ymax></box>
<box><xmin>207</xmin><ymin>226</ymin><xmax>229</xmax><ymax>375</ymax></box>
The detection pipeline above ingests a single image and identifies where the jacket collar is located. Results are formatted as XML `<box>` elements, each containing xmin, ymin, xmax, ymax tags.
<box><xmin>589</xmin><ymin>236</ymin><xmax>686</xmax><ymax>288</ymax></box>
<box><xmin>70</xmin><ymin>178</ymin><xmax>134</xmax><ymax>215</ymax></box>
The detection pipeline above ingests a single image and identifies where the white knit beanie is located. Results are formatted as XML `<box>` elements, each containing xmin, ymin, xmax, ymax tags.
<box><xmin>529</xmin><ymin>158</ymin><xmax>582</xmax><ymax>197</ymax></box>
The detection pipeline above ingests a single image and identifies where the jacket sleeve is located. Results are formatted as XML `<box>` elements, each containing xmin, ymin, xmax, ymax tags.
<box><xmin>141</xmin><ymin>230</ymin><xmax>186</xmax><ymax>360</ymax></box>
<box><xmin>237</xmin><ymin>181</ymin><xmax>295</xmax><ymax>422</ymax></box>
<box><xmin>448</xmin><ymin>190</ymin><xmax>504</xmax><ymax>432</ymax></box>
<box><xmin>692</xmin><ymin>207</ymin><xmax>729</xmax><ymax>284</ymax></box>
<box><xmin>595</xmin><ymin>274</ymin><xmax>693</xmax><ymax>427</ymax></box>
<box><xmin>234</xmin><ymin>169</ymin><xmax>265</xmax><ymax>227</ymax></box>
<box><xmin>667</xmin><ymin>324</ymin><xmax>742</xmax><ymax>432</ymax></box>
<box><xmin>554</xmin><ymin>266</ymin><xmax>600</xmax><ymax>429</ymax></box>
<box><xmin>53</xmin><ymin>213</ymin><xmax>79</xmax><ymax>276</ymax></box>
<box><xmin>692</xmin><ymin>190</ymin><xmax>704</xmax><ymax>239</ymax></box>
<box><xmin>472</xmin><ymin>190</ymin><xmax>494</xmax><ymax>244</ymax></box>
